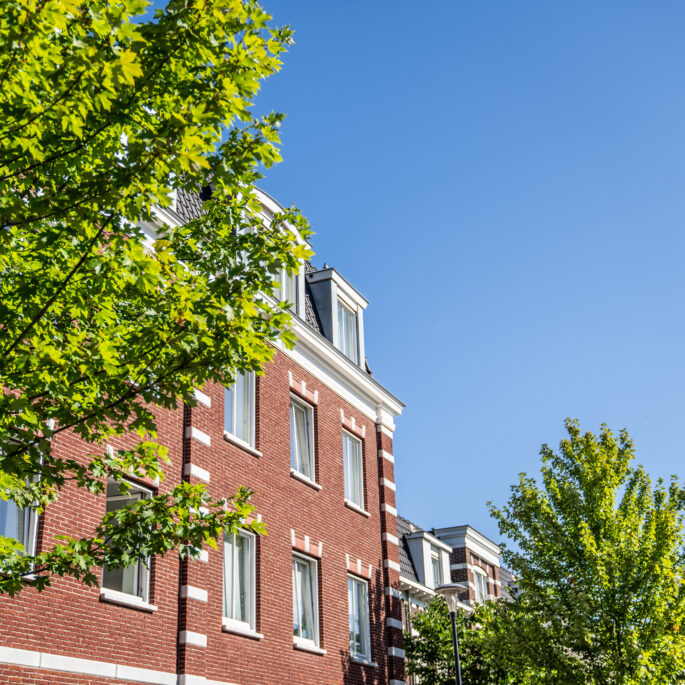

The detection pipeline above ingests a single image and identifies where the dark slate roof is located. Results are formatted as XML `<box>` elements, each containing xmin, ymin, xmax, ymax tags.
<box><xmin>397</xmin><ymin>515</ymin><xmax>423</xmax><ymax>583</ymax></box>
<box><xmin>176</xmin><ymin>187</ymin><xmax>206</xmax><ymax>224</ymax></box>
<box><xmin>303</xmin><ymin>260</ymin><xmax>324</xmax><ymax>334</ymax></box>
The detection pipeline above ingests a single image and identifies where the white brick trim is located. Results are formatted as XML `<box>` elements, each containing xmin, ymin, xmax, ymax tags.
<box><xmin>184</xmin><ymin>463</ymin><xmax>210</xmax><ymax>483</ymax></box>
<box><xmin>379</xmin><ymin>449</ymin><xmax>395</xmax><ymax>464</ymax></box>
<box><xmin>377</xmin><ymin>424</ymin><xmax>395</xmax><ymax>438</ymax></box>
<box><xmin>384</xmin><ymin>559</ymin><xmax>401</xmax><ymax>572</ymax></box>
<box><xmin>388</xmin><ymin>646</ymin><xmax>405</xmax><ymax>658</ymax></box>
<box><xmin>379</xmin><ymin>477</ymin><xmax>396</xmax><ymax>491</ymax></box>
<box><xmin>386</xmin><ymin>617</ymin><xmax>403</xmax><ymax>630</ymax></box>
<box><xmin>384</xmin><ymin>586</ymin><xmax>402</xmax><ymax>598</ymax></box>
<box><xmin>193</xmin><ymin>388</ymin><xmax>211</xmax><ymax>408</ymax></box>
<box><xmin>0</xmin><ymin>647</ymin><xmax>178</xmax><ymax>684</ymax></box>
<box><xmin>179</xmin><ymin>630</ymin><xmax>207</xmax><ymax>647</ymax></box>
<box><xmin>181</xmin><ymin>585</ymin><xmax>208</xmax><ymax>602</ymax></box>
<box><xmin>382</xmin><ymin>532</ymin><xmax>399</xmax><ymax>546</ymax></box>
<box><xmin>389</xmin><ymin>680</ymin><xmax>406</xmax><ymax>685</ymax></box>
<box><xmin>178</xmin><ymin>677</ymin><xmax>241</xmax><ymax>685</ymax></box>
<box><xmin>381</xmin><ymin>503</ymin><xmax>398</xmax><ymax>516</ymax></box>
<box><xmin>185</xmin><ymin>426</ymin><xmax>210</xmax><ymax>447</ymax></box>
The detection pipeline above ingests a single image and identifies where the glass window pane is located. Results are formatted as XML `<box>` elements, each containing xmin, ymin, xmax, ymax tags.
<box><xmin>343</xmin><ymin>434</ymin><xmax>363</xmax><ymax>507</ymax></box>
<box><xmin>225</xmin><ymin>372</ymin><xmax>254</xmax><ymax>445</ymax></box>
<box><xmin>348</xmin><ymin>576</ymin><xmax>369</xmax><ymax>657</ymax></box>
<box><xmin>293</xmin><ymin>557</ymin><xmax>316</xmax><ymax>643</ymax></box>
<box><xmin>223</xmin><ymin>534</ymin><xmax>235</xmax><ymax>618</ymax></box>
<box><xmin>290</xmin><ymin>403</ymin><xmax>311</xmax><ymax>479</ymax></box>
<box><xmin>102</xmin><ymin>480</ymin><xmax>148</xmax><ymax>599</ymax></box>
<box><xmin>0</xmin><ymin>499</ymin><xmax>23</xmax><ymax>544</ymax></box>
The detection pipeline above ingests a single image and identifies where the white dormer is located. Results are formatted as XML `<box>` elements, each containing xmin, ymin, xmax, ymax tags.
<box><xmin>306</xmin><ymin>268</ymin><xmax>368</xmax><ymax>368</ymax></box>
<box><xmin>404</xmin><ymin>530</ymin><xmax>452</xmax><ymax>589</ymax></box>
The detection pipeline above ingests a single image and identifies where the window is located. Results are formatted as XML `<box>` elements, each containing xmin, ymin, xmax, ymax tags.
<box><xmin>337</xmin><ymin>301</ymin><xmax>359</xmax><ymax>364</ymax></box>
<box><xmin>224</xmin><ymin>371</ymin><xmax>255</xmax><ymax>446</ymax></box>
<box><xmin>275</xmin><ymin>268</ymin><xmax>300</xmax><ymax>313</ymax></box>
<box><xmin>348</xmin><ymin>575</ymin><xmax>371</xmax><ymax>659</ymax></box>
<box><xmin>343</xmin><ymin>432</ymin><xmax>364</xmax><ymax>509</ymax></box>
<box><xmin>430</xmin><ymin>546</ymin><xmax>443</xmax><ymax>588</ymax></box>
<box><xmin>223</xmin><ymin>530</ymin><xmax>255</xmax><ymax>630</ymax></box>
<box><xmin>473</xmin><ymin>569</ymin><xmax>488</xmax><ymax>603</ymax></box>
<box><xmin>102</xmin><ymin>479</ymin><xmax>151</xmax><ymax>601</ymax></box>
<box><xmin>290</xmin><ymin>398</ymin><xmax>315</xmax><ymax>481</ymax></box>
<box><xmin>0</xmin><ymin>499</ymin><xmax>37</xmax><ymax>557</ymax></box>
<box><xmin>292</xmin><ymin>554</ymin><xmax>319</xmax><ymax>646</ymax></box>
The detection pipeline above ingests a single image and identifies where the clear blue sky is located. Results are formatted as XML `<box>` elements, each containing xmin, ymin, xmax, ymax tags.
<box><xmin>252</xmin><ymin>2</ymin><xmax>685</xmax><ymax>543</ymax></box>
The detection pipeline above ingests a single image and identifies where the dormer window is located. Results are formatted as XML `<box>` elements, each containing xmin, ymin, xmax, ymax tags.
<box><xmin>275</xmin><ymin>266</ymin><xmax>303</xmax><ymax>316</ymax></box>
<box><xmin>430</xmin><ymin>545</ymin><xmax>443</xmax><ymax>588</ymax></box>
<box><xmin>337</xmin><ymin>301</ymin><xmax>358</xmax><ymax>364</ymax></box>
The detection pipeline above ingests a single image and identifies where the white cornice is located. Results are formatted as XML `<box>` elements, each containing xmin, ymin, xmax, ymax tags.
<box><xmin>433</xmin><ymin>525</ymin><xmax>501</xmax><ymax>567</ymax></box>
<box><xmin>307</xmin><ymin>268</ymin><xmax>369</xmax><ymax>309</ymax></box>
<box><xmin>278</xmin><ymin>315</ymin><xmax>404</xmax><ymax>425</ymax></box>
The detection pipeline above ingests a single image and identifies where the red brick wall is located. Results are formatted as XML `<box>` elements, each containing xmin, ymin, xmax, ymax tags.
<box><xmin>0</xmin><ymin>350</ymin><xmax>399</xmax><ymax>684</ymax></box>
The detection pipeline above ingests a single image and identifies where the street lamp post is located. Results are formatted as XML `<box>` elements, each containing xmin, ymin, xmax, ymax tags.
<box><xmin>435</xmin><ymin>582</ymin><xmax>469</xmax><ymax>685</ymax></box>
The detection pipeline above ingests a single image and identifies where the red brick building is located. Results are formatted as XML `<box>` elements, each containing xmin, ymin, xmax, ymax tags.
<box><xmin>0</xmin><ymin>189</ymin><xmax>406</xmax><ymax>685</ymax></box>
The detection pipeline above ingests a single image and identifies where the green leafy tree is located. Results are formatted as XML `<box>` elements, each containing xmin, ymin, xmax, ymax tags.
<box><xmin>0</xmin><ymin>0</ymin><xmax>311</xmax><ymax>595</ymax></box>
<box><xmin>403</xmin><ymin>596</ymin><xmax>525</xmax><ymax>684</ymax></box>
<box><xmin>488</xmin><ymin>419</ymin><xmax>685</xmax><ymax>684</ymax></box>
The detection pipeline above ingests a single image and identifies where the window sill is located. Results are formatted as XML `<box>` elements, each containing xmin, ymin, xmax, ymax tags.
<box><xmin>350</xmin><ymin>655</ymin><xmax>377</xmax><ymax>668</ymax></box>
<box><xmin>223</xmin><ymin>432</ymin><xmax>262</xmax><ymax>458</ymax></box>
<box><xmin>100</xmin><ymin>589</ymin><xmax>158</xmax><ymax>613</ymax></box>
<box><xmin>344</xmin><ymin>499</ymin><xmax>371</xmax><ymax>518</ymax></box>
<box><xmin>290</xmin><ymin>469</ymin><xmax>322</xmax><ymax>491</ymax></box>
<box><xmin>222</xmin><ymin>619</ymin><xmax>263</xmax><ymax>641</ymax></box>
<box><xmin>293</xmin><ymin>637</ymin><xmax>327</xmax><ymax>656</ymax></box>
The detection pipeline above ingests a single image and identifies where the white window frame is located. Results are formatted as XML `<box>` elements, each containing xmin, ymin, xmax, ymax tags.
<box><xmin>224</xmin><ymin>371</ymin><xmax>256</xmax><ymax>448</ymax></box>
<box><xmin>348</xmin><ymin>574</ymin><xmax>371</xmax><ymax>660</ymax></box>
<box><xmin>430</xmin><ymin>545</ymin><xmax>443</xmax><ymax>589</ymax></box>
<box><xmin>292</xmin><ymin>553</ymin><xmax>320</xmax><ymax>649</ymax></box>
<box><xmin>290</xmin><ymin>396</ymin><xmax>316</xmax><ymax>483</ymax></box>
<box><xmin>473</xmin><ymin>567</ymin><xmax>488</xmax><ymax>604</ymax></box>
<box><xmin>223</xmin><ymin>529</ymin><xmax>256</xmax><ymax>632</ymax></box>
<box><xmin>342</xmin><ymin>431</ymin><xmax>364</xmax><ymax>510</ymax></box>
<box><xmin>336</xmin><ymin>299</ymin><xmax>359</xmax><ymax>364</ymax></box>
<box><xmin>101</xmin><ymin>479</ymin><xmax>152</xmax><ymax>603</ymax></box>
<box><xmin>0</xmin><ymin>498</ymin><xmax>38</xmax><ymax>559</ymax></box>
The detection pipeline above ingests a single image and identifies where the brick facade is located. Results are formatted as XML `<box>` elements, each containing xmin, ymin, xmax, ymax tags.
<box><xmin>0</xmin><ymin>191</ymin><xmax>406</xmax><ymax>684</ymax></box>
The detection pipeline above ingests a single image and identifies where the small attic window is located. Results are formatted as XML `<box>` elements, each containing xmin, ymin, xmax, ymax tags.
<box><xmin>337</xmin><ymin>300</ymin><xmax>359</xmax><ymax>364</ymax></box>
<box><xmin>275</xmin><ymin>266</ymin><xmax>302</xmax><ymax>315</ymax></box>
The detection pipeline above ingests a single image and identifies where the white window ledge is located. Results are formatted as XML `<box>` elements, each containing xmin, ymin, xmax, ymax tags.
<box><xmin>344</xmin><ymin>499</ymin><xmax>371</xmax><ymax>518</ymax></box>
<box><xmin>100</xmin><ymin>589</ymin><xmax>157</xmax><ymax>613</ymax></box>
<box><xmin>223</xmin><ymin>432</ymin><xmax>262</xmax><ymax>458</ymax></box>
<box><xmin>350</xmin><ymin>654</ymin><xmax>378</xmax><ymax>668</ymax></box>
<box><xmin>293</xmin><ymin>637</ymin><xmax>327</xmax><ymax>656</ymax></box>
<box><xmin>222</xmin><ymin>619</ymin><xmax>263</xmax><ymax>641</ymax></box>
<box><xmin>290</xmin><ymin>469</ymin><xmax>322</xmax><ymax>491</ymax></box>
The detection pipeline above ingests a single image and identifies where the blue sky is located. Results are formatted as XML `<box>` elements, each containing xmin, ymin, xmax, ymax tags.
<box><xmin>252</xmin><ymin>2</ymin><xmax>685</xmax><ymax>543</ymax></box>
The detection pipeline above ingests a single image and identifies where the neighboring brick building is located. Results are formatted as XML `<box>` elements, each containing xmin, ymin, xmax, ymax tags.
<box><xmin>0</xmin><ymin>189</ymin><xmax>406</xmax><ymax>685</ymax></box>
<box><xmin>397</xmin><ymin>516</ymin><xmax>503</xmax><ymax>631</ymax></box>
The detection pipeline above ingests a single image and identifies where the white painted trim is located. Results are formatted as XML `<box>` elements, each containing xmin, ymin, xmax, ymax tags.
<box><xmin>0</xmin><ymin>646</ymin><xmax>179</xmax><ymax>684</ymax></box>
<box><xmin>185</xmin><ymin>426</ymin><xmax>210</xmax><ymax>447</ymax></box>
<box><xmin>381</xmin><ymin>503</ymin><xmax>398</xmax><ymax>516</ymax></box>
<box><xmin>344</xmin><ymin>499</ymin><xmax>371</xmax><ymax>518</ymax></box>
<box><xmin>433</xmin><ymin>525</ymin><xmax>501</xmax><ymax>566</ymax></box>
<box><xmin>290</xmin><ymin>468</ymin><xmax>323</xmax><ymax>490</ymax></box>
<box><xmin>223</xmin><ymin>431</ymin><xmax>263</xmax><ymax>458</ymax></box>
<box><xmin>222</xmin><ymin>618</ymin><xmax>264</xmax><ymax>640</ymax></box>
<box><xmin>384</xmin><ymin>559</ymin><xmax>401</xmax><ymax>572</ymax></box>
<box><xmin>99</xmin><ymin>588</ymin><xmax>158</xmax><ymax>613</ymax></box>
<box><xmin>181</xmin><ymin>585</ymin><xmax>208</xmax><ymax>603</ymax></box>
<box><xmin>379</xmin><ymin>449</ymin><xmax>395</xmax><ymax>464</ymax></box>
<box><xmin>388</xmin><ymin>647</ymin><xmax>405</xmax><ymax>658</ymax></box>
<box><xmin>178</xmin><ymin>677</ymin><xmax>240</xmax><ymax>685</ymax></box>
<box><xmin>389</xmin><ymin>680</ymin><xmax>406</xmax><ymax>685</ymax></box>
<box><xmin>179</xmin><ymin>631</ymin><xmax>207</xmax><ymax>648</ymax></box>
<box><xmin>386</xmin><ymin>617</ymin><xmax>403</xmax><ymax>630</ymax></box>
<box><xmin>293</xmin><ymin>637</ymin><xmax>327</xmax><ymax>655</ymax></box>
<box><xmin>193</xmin><ymin>388</ymin><xmax>211</xmax><ymax>408</ymax></box>
<box><xmin>190</xmin><ymin>549</ymin><xmax>209</xmax><ymax>563</ymax></box>
<box><xmin>379</xmin><ymin>477</ymin><xmax>396</xmax><ymax>491</ymax></box>
<box><xmin>377</xmin><ymin>424</ymin><xmax>395</xmax><ymax>438</ymax></box>
<box><xmin>184</xmin><ymin>463</ymin><xmax>210</xmax><ymax>483</ymax></box>
<box><xmin>383</xmin><ymin>532</ymin><xmax>399</xmax><ymax>546</ymax></box>
<box><xmin>384</xmin><ymin>586</ymin><xmax>402</xmax><ymax>599</ymax></box>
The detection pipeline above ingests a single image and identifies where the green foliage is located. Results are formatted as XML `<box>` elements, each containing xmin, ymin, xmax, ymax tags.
<box><xmin>404</xmin><ymin>597</ymin><xmax>525</xmax><ymax>684</ymax></box>
<box><xmin>0</xmin><ymin>0</ymin><xmax>310</xmax><ymax>593</ymax></box>
<box><xmin>488</xmin><ymin>419</ymin><xmax>685</xmax><ymax>684</ymax></box>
